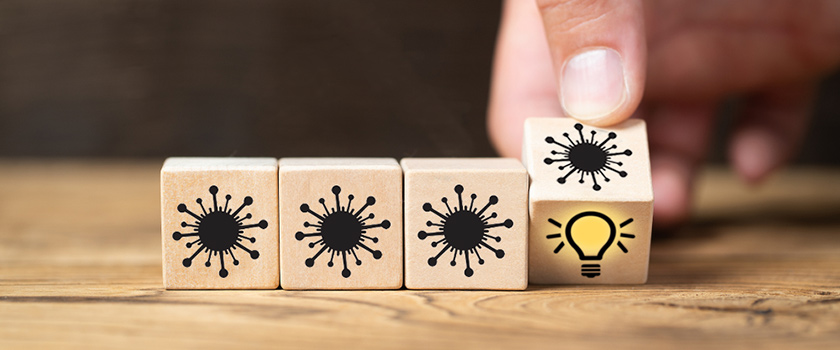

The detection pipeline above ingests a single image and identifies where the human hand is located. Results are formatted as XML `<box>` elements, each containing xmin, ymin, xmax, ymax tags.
<box><xmin>489</xmin><ymin>0</ymin><xmax>840</xmax><ymax>228</ymax></box>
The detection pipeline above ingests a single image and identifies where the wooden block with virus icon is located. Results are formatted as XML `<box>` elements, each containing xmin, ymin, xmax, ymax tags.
<box><xmin>401</xmin><ymin>158</ymin><xmax>528</xmax><ymax>290</ymax></box>
<box><xmin>278</xmin><ymin>158</ymin><xmax>403</xmax><ymax>290</ymax></box>
<box><xmin>523</xmin><ymin>118</ymin><xmax>653</xmax><ymax>284</ymax></box>
<box><xmin>161</xmin><ymin>157</ymin><xmax>279</xmax><ymax>289</ymax></box>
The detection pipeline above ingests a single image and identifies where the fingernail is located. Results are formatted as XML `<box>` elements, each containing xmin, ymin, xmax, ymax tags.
<box><xmin>560</xmin><ymin>48</ymin><xmax>627</xmax><ymax>120</ymax></box>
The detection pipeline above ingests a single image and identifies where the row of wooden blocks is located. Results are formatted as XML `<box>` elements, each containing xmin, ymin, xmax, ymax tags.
<box><xmin>161</xmin><ymin>118</ymin><xmax>653</xmax><ymax>289</ymax></box>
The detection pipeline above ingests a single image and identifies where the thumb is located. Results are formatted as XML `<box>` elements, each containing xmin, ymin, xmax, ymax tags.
<box><xmin>537</xmin><ymin>0</ymin><xmax>646</xmax><ymax>126</ymax></box>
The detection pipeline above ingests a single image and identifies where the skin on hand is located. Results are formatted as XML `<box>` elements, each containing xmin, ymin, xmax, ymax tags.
<box><xmin>489</xmin><ymin>0</ymin><xmax>840</xmax><ymax>229</ymax></box>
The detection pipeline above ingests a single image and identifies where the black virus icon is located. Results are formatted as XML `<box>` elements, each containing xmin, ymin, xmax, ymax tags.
<box><xmin>296</xmin><ymin>185</ymin><xmax>390</xmax><ymax>278</ymax></box>
<box><xmin>544</xmin><ymin>122</ymin><xmax>633</xmax><ymax>191</ymax></box>
<box><xmin>172</xmin><ymin>185</ymin><xmax>267</xmax><ymax>278</ymax></box>
<box><xmin>418</xmin><ymin>185</ymin><xmax>513</xmax><ymax>277</ymax></box>
<box><xmin>546</xmin><ymin>212</ymin><xmax>635</xmax><ymax>278</ymax></box>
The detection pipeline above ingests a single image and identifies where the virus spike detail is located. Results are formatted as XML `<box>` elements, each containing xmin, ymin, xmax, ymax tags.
<box><xmin>296</xmin><ymin>185</ymin><xmax>389</xmax><ymax>278</ymax></box>
<box><xmin>418</xmin><ymin>185</ymin><xmax>512</xmax><ymax>277</ymax></box>
<box><xmin>172</xmin><ymin>186</ymin><xmax>267</xmax><ymax>278</ymax></box>
<box><xmin>544</xmin><ymin>123</ymin><xmax>632</xmax><ymax>191</ymax></box>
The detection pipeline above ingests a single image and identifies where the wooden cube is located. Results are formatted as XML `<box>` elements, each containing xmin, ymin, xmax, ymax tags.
<box><xmin>523</xmin><ymin>118</ymin><xmax>653</xmax><ymax>284</ymax></box>
<box><xmin>402</xmin><ymin>158</ymin><xmax>528</xmax><ymax>290</ymax></box>
<box><xmin>278</xmin><ymin>158</ymin><xmax>402</xmax><ymax>290</ymax></box>
<box><xmin>161</xmin><ymin>157</ymin><xmax>279</xmax><ymax>289</ymax></box>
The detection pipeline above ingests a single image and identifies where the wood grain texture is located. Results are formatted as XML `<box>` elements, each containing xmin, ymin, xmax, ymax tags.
<box><xmin>0</xmin><ymin>160</ymin><xmax>839</xmax><ymax>349</ymax></box>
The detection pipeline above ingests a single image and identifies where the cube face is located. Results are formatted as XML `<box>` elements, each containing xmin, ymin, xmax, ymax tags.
<box><xmin>529</xmin><ymin>199</ymin><xmax>652</xmax><ymax>284</ymax></box>
<box><xmin>402</xmin><ymin>158</ymin><xmax>528</xmax><ymax>290</ymax></box>
<box><xmin>278</xmin><ymin>158</ymin><xmax>402</xmax><ymax>290</ymax></box>
<box><xmin>523</xmin><ymin>118</ymin><xmax>652</xmax><ymax>200</ymax></box>
<box><xmin>161</xmin><ymin>158</ymin><xmax>279</xmax><ymax>289</ymax></box>
<box><xmin>523</xmin><ymin>118</ymin><xmax>653</xmax><ymax>284</ymax></box>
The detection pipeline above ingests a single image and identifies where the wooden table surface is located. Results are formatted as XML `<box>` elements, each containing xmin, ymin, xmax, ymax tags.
<box><xmin>0</xmin><ymin>160</ymin><xmax>838</xmax><ymax>349</ymax></box>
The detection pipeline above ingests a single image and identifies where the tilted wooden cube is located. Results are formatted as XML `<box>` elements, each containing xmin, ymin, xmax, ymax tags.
<box><xmin>402</xmin><ymin>158</ymin><xmax>528</xmax><ymax>290</ymax></box>
<box><xmin>161</xmin><ymin>157</ymin><xmax>279</xmax><ymax>289</ymax></box>
<box><xmin>278</xmin><ymin>158</ymin><xmax>403</xmax><ymax>290</ymax></box>
<box><xmin>523</xmin><ymin>118</ymin><xmax>653</xmax><ymax>284</ymax></box>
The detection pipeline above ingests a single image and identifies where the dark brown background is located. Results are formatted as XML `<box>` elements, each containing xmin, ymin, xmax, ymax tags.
<box><xmin>1</xmin><ymin>0</ymin><xmax>838</xmax><ymax>162</ymax></box>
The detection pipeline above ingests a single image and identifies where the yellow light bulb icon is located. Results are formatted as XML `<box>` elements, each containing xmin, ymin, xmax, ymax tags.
<box><xmin>546</xmin><ymin>211</ymin><xmax>636</xmax><ymax>278</ymax></box>
<box><xmin>565</xmin><ymin>211</ymin><xmax>616</xmax><ymax>278</ymax></box>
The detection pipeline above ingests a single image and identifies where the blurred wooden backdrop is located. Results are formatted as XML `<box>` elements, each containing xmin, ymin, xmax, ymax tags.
<box><xmin>0</xmin><ymin>0</ymin><xmax>838</xmax><ymax>161</ymax></box>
